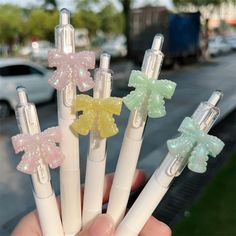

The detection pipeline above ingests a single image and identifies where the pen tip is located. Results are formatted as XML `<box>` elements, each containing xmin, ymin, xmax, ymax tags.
<box><xmin>151</xmin><ymin>34</ymin><xmax>164</xmax><ymax>51</ymax></box>
<box><xmin>16</xmin><ymin>86</ymin><xmax>28</xmax><ymax>105</ymax></box>
<box><xmin>60</xmin><ymin>8</ymin><xmax>70</xmax><ymax>25</ymax></box>
<box><xmin>100</xmin><ymin>53</ymin><xmax>110</xmax><ymax>70</ymax></box>
<box><xmin>208</xmin><ymin>90</ymin><xmax>223</xmax><ymax>106</ymax></box>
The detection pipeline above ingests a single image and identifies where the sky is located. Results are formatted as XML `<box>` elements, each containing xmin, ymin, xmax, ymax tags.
<box><xmin>0</xmin><ymin>0</ymin><xmax>174</xmax><ymax>11</ymax></box>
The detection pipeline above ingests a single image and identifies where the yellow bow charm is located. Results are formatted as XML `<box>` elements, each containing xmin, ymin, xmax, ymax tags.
<box><xmin>71</xmin><ymin>95</ymin><xmax>122</xmax><ymax>138</ymax></box>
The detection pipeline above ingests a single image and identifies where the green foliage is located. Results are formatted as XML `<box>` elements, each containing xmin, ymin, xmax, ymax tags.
<box><xmin>27</xmin><ymin>9</ymin><xmax>58</xmax><ymax>41</ymax></box>
<box><xmin>72</xmin><ymin>10</ymin><xmax>101</xmax><ymax>36</ymax></box>
<box><xmin>174</xmin><ymin>152</ymin><xmax>236</xmax><ymax>236</ymax></box>
<box><xmin>72</xmin><ymin>3</ymin><xmax>124</xmax><ymax>36</ymax></box>
<box><xmin>75</xmin><ymin>0</ymin><xmax>102</xmax><ymax>11</ymax></box>
<box><xmin>43</xmin><ymin>0</ymin><xmax>57</xmax><ymax>9</ymax></box>
<box><xmin>0</xmin><ymin>4</ymin><xmax>24</xmax><ymax>44</ymax></box>
<box><xmin>0</xmin><ymin>2</ymin><xmax>124</xmax><ymax>46</ymax></box>
<box><xmin>98</xmin><ymin>4</ymin><xmax>124</xmax><ymax>34</ymax></box>
<box><xmin>174</xmin><ymin>0</ymin><xmax>224</xmax><ymax>7</ymax></box>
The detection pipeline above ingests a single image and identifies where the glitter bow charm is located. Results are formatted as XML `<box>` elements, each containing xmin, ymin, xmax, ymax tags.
<box><xmin>123</xmin><ymin>70</ymin><xmax>176</xmax><ymax>118</ymax></box>
<box><xmin>11</xmin><ymin>127</ymin><xmax>64</xmax><ymax>174</ymax></box>
<box><xmin>167</xmin><ymin>117</ymin><xmax>224</xmax><ymax>173</ymax></box>
<box><xmin>71</xmin><ymin>95</ymin><xmax>122</xmax><ymax>138</ymax></box>
<box><xmin>48</xmin><ymin>49</ymin><xmax>95</xmax><ymax>92</ymax></box>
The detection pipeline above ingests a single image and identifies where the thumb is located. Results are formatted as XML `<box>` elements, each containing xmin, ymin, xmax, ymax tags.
<box><xmin>78</xmin><ymin>214</ymin><xmax>115</xmax><ymax>236</ymax></box>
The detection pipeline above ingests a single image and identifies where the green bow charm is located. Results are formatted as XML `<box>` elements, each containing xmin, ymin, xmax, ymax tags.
<box><xmin>167</xmin><ymin>117</ymin><xmax>224</xmax><ymax>173</ymax></box>
<box><xmin>123</xmin><ymin>70</ymin><xmax>176</xmax><ymax>118</ymax></box>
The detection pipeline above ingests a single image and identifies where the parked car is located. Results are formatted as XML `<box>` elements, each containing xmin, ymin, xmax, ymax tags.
<box><xmin>208</xmin><ymin>36</ymin><xmax>231</xmax><ymax>56</ymax></box>
<box><xmin>31</xmin><ymin>41</ymin><xmax>54</xmax><ymax>63</ymax></box>
<box><xmin>101</xmin><ymin>36</ymin><xmax>127</xmax><ymax>58</ymax></box>
<box><xmin>225</xmin><ymin>35</ymin><xmax>236</xmax><ymax>50</ymax></box>
<box><xmin>0</xmin><ymin>59</ymin><xmax>54</xmax><ymax>118</ymax></box>
<box><xmin>19</xmin><ymin>43</ymin><xmax>32</xmax><ymax>56</ymax></box>
<box><xmin>19</xmin><ymin>41</ymin><xmax>54</xmax><ymax>64</ymax></box>
<box><xmin>75</xmin><ymin>28</ymin><xmax>90</xmax><ymax>48</ymax></box>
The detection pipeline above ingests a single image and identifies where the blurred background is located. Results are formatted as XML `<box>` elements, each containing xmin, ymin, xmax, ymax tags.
<box><xmin>0</xmin><ymin>0</ymin><xmax>236</xmax><ymax>235</ymax></box>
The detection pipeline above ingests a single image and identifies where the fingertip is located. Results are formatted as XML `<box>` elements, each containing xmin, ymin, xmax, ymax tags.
<box><xmin>11</xmin><ymin>210</ymin><xmax>42</xmax><ymax>236</ymax></box>
<box><xmin>140</xmin><ymin>216</ymin><xmax>172</xmax><ymax>236</ymax></box>
<box><xmin>157</xmin><ymin>220</ymin><xmax>172</xmax><ymax>236</ymax></box>
<box><xmin>88</xmin><ymin>214</ymin><xmax>115</xmax><ymax>236</ymax></box>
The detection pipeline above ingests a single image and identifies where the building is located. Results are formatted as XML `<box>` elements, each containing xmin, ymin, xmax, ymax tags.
<box><xmin>175</xmin><ymin>2</ymin><xmax>236</xmax><ymax>29</ymax></box>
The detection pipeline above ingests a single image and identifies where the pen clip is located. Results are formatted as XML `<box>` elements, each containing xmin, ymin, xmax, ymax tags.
<box><xmin>90</xmin><ymin>130</ymin><xmax>103</xmax><ymax>149</ymax></box>
<box><xmin>131</xmin><ymin>102</ymin><xmax>148</xmax><ymax>128</ymax></box>
<box><xmin>62</xmin><ymin>82</ymin><xmax>76</xmax><ymax>107</ymax></box>
<box><xmin>166</xmin><ymin>156</ymin><xmax>188</xmax><ymax>177</ymax></box>
<box><xmin>36</xmin><ymin>159</ymin><xmax>50</xmax><ymax>184</ymax></box>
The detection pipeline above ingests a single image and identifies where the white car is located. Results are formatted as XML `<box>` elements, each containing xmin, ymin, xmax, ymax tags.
<box><xmin>0</xmin><ymin>58</ymin><xmax>54</xmax><ymax>118</ymax></box>
<box><xmin>19</xmin><ymin>41</ymin><xmax>54</xmax><ymax>65</ymax></box>
<box><xmin>208</xmin><ymin>36</ymin><xmax>231</xmax><ymax>56</ymax></box>
<box><xmin>225</xmin><ymin>35</ymin><xmax>236</xmax><ymax>50</ymax></box>
<box><xmin>31</xmin><ymin>41</ymin><xmax>54</xmax><ymax>63</ymax></box>
<box><xmin>101</xmin><ymin>36</ymin><xmax>127</xmax><ymax>58</ymax></box>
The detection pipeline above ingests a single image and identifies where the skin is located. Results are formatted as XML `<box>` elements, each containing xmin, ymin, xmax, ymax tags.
<box><xmin>12</xmin><ymin>170</ymin><xmax>171</xmax><ymax>236</ymax></box>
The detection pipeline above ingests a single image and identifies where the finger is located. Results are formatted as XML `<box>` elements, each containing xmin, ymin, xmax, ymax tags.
<box><xmin>102</xmin><ymin>169</ymin><xmax>146</xmax><ymax>204</ymax></box>
<box><xmin>11</xmin><ymin>210</ymin><xmax>42</xmax><ymax>236</ymax></box>
<box><xmin>12</xmin><ymin>170</ymin><xmax>146</xmax><ymax>236</ymax></box>
<box><xmin>140</xmin><ymin>216</ymin><xmax>172</xmax><ymax>236</ymax></box>
<box><xmin>77</xmin><ymin>214</ymin><xmax>114</xmax><ymax>236</ymax></box>
<box><xmin>80</xmin><ymin>169</ymin><xmax>146</xmax><ymax>205</ymax></box>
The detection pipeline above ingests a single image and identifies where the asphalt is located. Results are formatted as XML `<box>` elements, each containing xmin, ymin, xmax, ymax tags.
<box><xmin>0</xmin><ymin>53</ymin><xmax>236</xmax><ymax>234</ymax></box>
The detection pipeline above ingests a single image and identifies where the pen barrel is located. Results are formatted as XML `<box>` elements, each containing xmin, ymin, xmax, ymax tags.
<box><xmin>107</xmin><ymin>135</ymin><xmax>142</xmax><ymax>226</ymax></box>
<box><xmin>59</xmin><ymin>117</ymin><xmax>80</xmax><ymax>170</ymax></box>
<box><xmin>82</xmin><ymin>158</ymin><xmax>106</xmax><ymax>227</ymax></box>
<box><xmin>59</xmin><ymin>117</ymin><xmax>81</xmax><ymax>234</ymax></box>
<box><xmin>60</xmin><ymin>170</ymin><xmax>81</xmax><ymax>235</ymax></box>
<box><xmin>115</xmin><ymin>174</ymin><xmax>169</xmax><ymax>236</ymax></box>
<box><xmin>34</xmin><ymin>192</ymin><xmax>64</xmax><ymax>236</ymax></box>
<box><xmin>57</xmin><ymin>89</ymin><xmax>76</xmax><ymax>120</ymax></box>
<box><xmin>31</xmin><ymin>172</ymin><xmax>53</xmax><ymax>198</ymax></box>
<box><xmin>82</xmin><ymin>54</ymin><xmax>111</xmax><ymax>227</ymax></box>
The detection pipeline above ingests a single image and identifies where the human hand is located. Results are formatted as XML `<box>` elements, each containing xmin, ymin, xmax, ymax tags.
<box><xmin>12</xmin><ymin>170</ymin><xmax>171</xmax><ymax>236</ymax></box>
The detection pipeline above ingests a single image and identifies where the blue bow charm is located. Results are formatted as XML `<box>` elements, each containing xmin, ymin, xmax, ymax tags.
<box><xmin>167</xmin><ymin>117</ymin><xmax>224</xmax><ymax>173</ymax></box>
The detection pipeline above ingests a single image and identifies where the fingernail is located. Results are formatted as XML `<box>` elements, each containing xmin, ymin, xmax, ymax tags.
<box><xmin>89</xmin><ymin>214</ymin><xmax>114</xmax><ymax>236</ymax></box>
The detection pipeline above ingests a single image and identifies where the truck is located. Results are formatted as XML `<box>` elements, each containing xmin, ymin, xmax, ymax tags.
<box><xmin>130</xmin><ymin>6</ymin><xmax>201</xmax><ymax>66</ymax></box>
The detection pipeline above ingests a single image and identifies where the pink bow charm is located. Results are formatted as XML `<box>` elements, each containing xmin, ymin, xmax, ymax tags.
<box><xmin>48</xmin><ymin>49</ymin><xmax>96</xmax><ymax>92</ymax></box>
<box><xmin>11</xmin><ymin>127</ymin><xmax>64</xmax><ymax>174</ymax></box>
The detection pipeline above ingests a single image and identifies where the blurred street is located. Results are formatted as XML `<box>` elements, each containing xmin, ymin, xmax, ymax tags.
<box><xmin>0</xmin><ymin>53</ymin><xmax>236</xmax><ymax>233</ymax></box>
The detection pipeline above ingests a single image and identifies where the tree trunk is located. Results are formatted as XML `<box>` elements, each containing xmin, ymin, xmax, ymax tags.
<box><xmin>202</xmin><ymin>17</ymin><xmax>210</xmax><ymax>60</ymax></box>
<box><xmin>122</xmin><ymin>0</ymin><xmax>131</xmax><ymax>59</ymax></box>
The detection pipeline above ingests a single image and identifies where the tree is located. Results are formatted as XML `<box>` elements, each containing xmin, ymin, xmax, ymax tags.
<box><xmin>74</xmin><ymin>0</ymin><xmax>132</xmax><ymax>57</ymax></box>
<box><xmin>98</xmin><ymin>3</ymin><xmax>124</xmax><ymax>35</ymax></box>
<box><xmin>28</xmin><ymin>9</ymin><xmax>58</xmax><ymax>42</ymax></box>
<box><xmin>72</xmin><ymin>10</ymin><xmax>101</xmax><ymax>36</ymax></box>
<box><xmin>120</xmin><ymin>0</ymin><xmax>131</xmax><ymax>58</ymax></box>
<box><xmin>42</xmin><ymin>0</ymin><xmax>57</xmax><ymax>10</ymax></box>
<box><xmin>76</xmin><ymin>0</ymin><xmax>102</xmax><ymax>10</ymax></box>
<box><xmin>173</xmin><ymin>0</ymin><xmax>222</xmax><ymax>7</ymax></box>
<box><xmin>0</xmin><ymin>4</ymin><xmax>24</xmax><ymax>48</ymax></box>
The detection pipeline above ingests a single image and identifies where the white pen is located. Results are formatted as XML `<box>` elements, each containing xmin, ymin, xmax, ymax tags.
<box><xmin>115</xmin><ymin>91</ymin><xmax>224</xmax><ymax>236</ymax></box>
<box><xmin>14</xmin><ymin>87</ymin><xmax>64</xmax><ymax>236</ymax></box>
<box><xmin>82</xmin><ymin>53</ymin><xmax>112</xmax><ymax>227</ymax></box>
<box><xmin>107</xmin><ymin>34</ymin><xmax>166</xmax><ymax>226</ymax></box>
<box><xmin>56</xmin><ymin>9</ymin><xmax>81</xmax><ymax>235</ymax></box>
